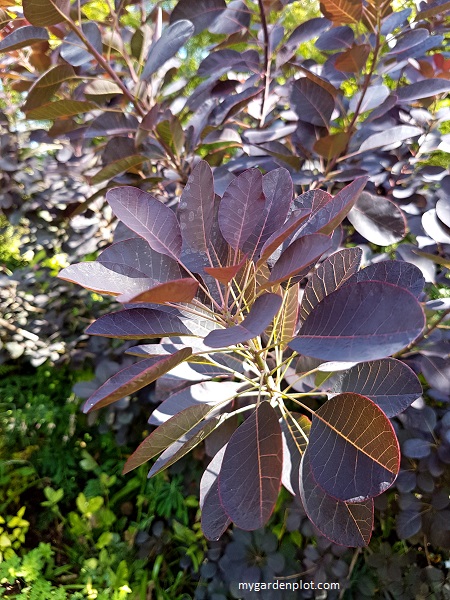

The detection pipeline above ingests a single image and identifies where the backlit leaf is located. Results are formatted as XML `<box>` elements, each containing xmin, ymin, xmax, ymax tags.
<box><xmin>204</xmin><ymin>293</ymin><xmax>282</xmax><ymax>348</ymax></box>
<box><xmin>257</xmin><ymin>209</ymin><xmax>311</xmax><ymax>267</ymax></box>
<box><xmin>86</xmin><ymin>308</ymin><xmax>192</xmax><ymax>338</ymax></box>
<box><xmin>335</xmin><ymin>44</ymin><xmax>370</xmax><ymax>72</ymax></box>
<box><xmin>300</xmin><ymin>247</ymin><xmax>362</xmax><ymax>322</ymax></box>
<box><xmin>327</xmin><ymin>358</ymin><xmax>422</xmax><ymax>417</ymax></box>
<box><xmin>26</xmin><ymin>100</ymin><xmax>97</xmax><ymax>120</ymax></box>
<box><xmin>90</xmin><ymin>156</ymin><xmax>147</xmax><ymax>185</ymax></box>
<box><xmin>320</xmin><ymin>0</ymin><xmax>362</xmax><ymax>24</ymax></box>
<box><xmin>123</xmin><ymin>403</ymin><xmax>212</xmax><ymax>473</ymax></box>
<box><xmin>23</xmin><ymin>64</ymin><xmax>76</xmax><ymax>112</ymax></box>
<box><xmin>117</xmin><ymin>279</ymin><xmax>199</xmax><ymax>305</ymax></box>
<box><xmin>218</xmin><ymin>403</ymin><xmax>283</xmax><ymax>530</ymax></box>
<box><xmin>141</xmin><ymin>20</ymin><xmax>194</xmax><ymax>81</ymax></box>
<box><xmin>218</xmin><ymin>169</ymin><xmax>265</xmax><ymax>251</ymax></box>
<box><xmin>204</xmin><ymin>254</ymin><xmax>247</xmax><ymax>284</ymax></box>
<box><xmin>273</xmin><ymin>284</ymin><xmax>299</xmax><ymax>344</ymax></box>
<box><xmin>84</xmin><ymin>348</ymin><xmax>192</xmax><ymax>413</ymax></box>
<box><xmin>300</xmin><ymin>450</ymin><xmax>374</xmax><ymax>546</ymax></box>
<box><xmin>289</xmin><ymin>281</ymin><xmax>424</xmax><ymax>361</ymax></box>
<box><xmin>106</xmin><ymin>187</ymin><xmax>182</xmax><ymax>259</ymax></box>
<box><xmin>58</xmin><ymin>262</ymin><xmax>151</xmax><ymax>296</ymax></box>
<box><xmin>308</xmin><ymin>393</ymin><xmax>400</xmax><ymax>501</ymax></box>
<box><xmin>23</xmin><ymin>0</ymin><xmax>69</xmax><ymax>26</ymax></box>
<box><xmin>314</xmin><ymin>132</ymin><xmax>351</xmax><ymax>160</ymax></box>
<box><xmin>0</xmin><ymin>25</ymin><xmax>48</xmax><ymax>52</ymax></box>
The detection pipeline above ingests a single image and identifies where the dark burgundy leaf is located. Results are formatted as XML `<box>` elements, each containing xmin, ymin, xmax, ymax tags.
<box><xmin>380</xmin><ymin>8</ymin><xmax>411</xmax><ymax>35</ymax></box>
<box><xmin>266</xmin><ymin>234</ymin><xmax>332</xmax><ymax>286</ymax></box>
<box><xmin>242</xmin><ymin>168</ymin><xmax>293</xmax><ymax>260</ymax></box>
<box><xmin>347</xmin><ymin>191</ymin><xmax>406</xmax><ymax>245</ymax></box>
<box><xmin>315</xmin><ymin>25</ymin><xmax>354</xmax><ymax>50</ymax></box>
<box><xmin>106</xmin><ymin>187</ymin><xmax>182</xmax><ymax>259</ymax></box>
<box><xmin>83</xmin><ymin>348</ymin><xmax>192</xmax><ymax>413</ymax></box>
<box><xmin>327</xmin><ymin>358</ymin><xmax>422</xmax><ymax>417</ymax></box>
<box><xmin>60</xmin><ymin>23</ymin><xmax>102</xmax><ymax>66</ymax></box>
<box><xmin>335</xmin><ymin>44</ymin><xmax>370</xmax><ymax>72</ymax></box>
<box><xmin>197</xmin><ymin>49</ymin><xmax>259</xmax><ymax>77</ymax></box>
<box><xmin>141</xmin><ymin>20</ymin><xmax>195</xmax><ymax>81</ymax></box>
<box><xmin>123</xmin><ymin>403</ymin><xmax>213</xmax><ymax>473</ymax></box>
<box><xmin>257</xmin><ymin>209</ymin><xmax>311</xmax><ymax>266</ymax></box>
<box><xmin>308</xmin><ymin>393</ymin><xmax>400</xmax><ymax>501</ymax></box>
<box><xmin>291</xmin><ymin>78</ymin><xmax>335</xmax><ymax>127</ymax></box>
<box><xmin>277</xmin><ymin>17</ymin><xmax>330</xmax><ymax>66</ymax></box>
<box><xmin>209</xmin><ymin>0</ymin><xmax>250</xmax><ymax>34</ymax></box>
<box><xmin>0</xmin><ymin>25</ymin><xmax>48</xmax><ymax>52</ymax></box>
<box><xmin>289</xmin><ymin>281</ymin><xmax>424</xmax><ymax>361</ymax></box>
<box><xmin>87</xmin><ymin>113</ymin><xmax>139</xmax><ymax>137</ymax></box>
<box><xmin>178</xmin><ymin>160</ymin><xmax>215</xmax><ymax>255</ymax></box>
<box><xmin>396</xmin><ymin>79</ymin><xmax>450</xmax><ymax>101</ymax></box>
<box><xmin>218</xmin><ymin>403</ymin><xmax>282</xmax><ymax>530</ymax></box>
<box><xmin>396</xmin><ymin>510</ymin><xmax>422</xmax><ymax>539</ymax></box>
<box><xmin>204</xmin><ymin>293</ymin><xmax>282</xmax><ymax>348</ymax></box>
<box><xmin>300</xmin><ymin>450</ymin><xmax>374</xmax><ymax>546</ymax></box>
<box><xmin>85</xmin><ymin>308</ymin><xmax>192</xmax><ymax>338</ymax></box>
<box><xmin>218</xmin><ymin>168</ymin><xmax>265</xmax><ymax>251</ymax></box>
<box><xmin>295</xmin><ymin>177</ymin><xmax>368</xmax><ymax>239</ymax></box>
<box><xmin>149</xmin><ymin>381</ymin><xmax>242</xmax><ymax>425</ymax></box>
<box><xmin>300</xmin><ymin>248</ymin><xmax>362</xmax><ymax>322</ymax></box>
<box><xmin>349</xmin><ymin>85</ymin><xmax>389</xmax><ymax>114</ymax></box>
<box><xmin>170</xmin><ymin>0</ymin><xmax>226</xmax><ymax>35</ymax></box>
<box><xmin>350</xmin><ymin>260</ymin><xmax>425</xmax><ymax>298</ymax></box>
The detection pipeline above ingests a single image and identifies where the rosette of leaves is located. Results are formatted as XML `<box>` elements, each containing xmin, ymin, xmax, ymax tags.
<box><xmin>59</xmin><ymin>162</ymin><xmax>426</xmax><ymax>547</ymax></box>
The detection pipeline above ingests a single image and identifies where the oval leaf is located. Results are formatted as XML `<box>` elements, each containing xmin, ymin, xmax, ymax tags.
<box><xmin>396</xmin><ymin>79</ymin><xmax>450</xmax><ymax>101</ymax></box>
<box><xmin>0</xmin><ymin>25</ymin><xmax>48</xmax><ymax>52</ymax></box>
<box><xmin>327</xmin><ymin>358</ymin><xmax>422</xmax><ymax>417</ymax></box>
<box><xmin>85</xmin><ymin>308</ymin><xmax>192</xmax><ymax>338</ymax></box>
<box><xmin>123</xmin><ymin>403</ymin><xmax>212</xmax><ymax>474</ymax></box>
<box><xmin>218</xmin><ymin>403</ymin><xmax>283</xmax><ymax>530</ymax></box>
<box><xmin>291</xmin><ymin>78</ymin><xmax>335</xmax><ymax>127</ymax></box>
<box><xmin>201</xmin><ymin>446</ymin><xmax>232</xmax><ymax>540</ymax></box>
<box><xmin>289</xmin><ymin>281</ymin><xmax>425</xmax><ymax>362</ymax></box>
<box><xmin>84</xmin><ymin>348</ymin><xmax>192</xmax><ymax>414</ymax></box>
<box><xmin>300</xmin><ymin>450</ymin><xmax>374</xmax><ymax>547</ymax></box>
<box><xmin>359</xmin><ymin>126</ymin><xmax>422</xmax><ymax>153</ymax></box>
<box><xmin>308</xmin><ymin>393</ymin><xmax>400</xmax><ymax>501</ymax></box>
<box><xmin>118</xmin><ymin>278</ymin><xmax>199</xmax><ymax>305</ymax></box>
<box><xmin>60</xmin><ymin>22</ymin><xmax>102</xmax><ymax>66</ymax></box>
<box><xmin>141</xmin><ymin>20</ymin><xmax>194</xmax><ymax>81</ymax></box>
<box><xmin>23</xmin><ymin>0</ymin><xmax>69</xmax><ymax>26</ymax></box>
<box><xmin>170</xmin><ymin>0</ymin><xmax>226</xmax><ymax>35</ymax></box>
<box><xmin>350</xmin><ymin>260</ymin><xmax>425</xmax><ymax>299</ymax></box>
<box><xmin>106</xmin><ymin>187</ymin><xmax>182</xmax><ymax>259</ymax></box>
<box><xmin>347</xmin><ymin>191</ymin><xmax>406</xmax><ymax>245</ymax></box>
<box><xmin>58</xmin><ymin>262</ymin><xmax>151</xmax><ymax>296</ymax></box>
<box><xmin>319</xmin><ymin>0</ymin><xmax>362</xmax><ymax>23</ymax></box>
<box><xmin>26</xmin><ymin>100</ymin><xmax>97</xmax><ymax>120</ymax></box>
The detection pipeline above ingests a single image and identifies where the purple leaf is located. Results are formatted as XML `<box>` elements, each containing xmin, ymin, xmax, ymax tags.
<box><xmin>289</xmin><ymin>281</ymin><xmax>424</xmax><ymax>361</ymax></box>
<box><xmin>390</xmin><ymin>28</ymin><xmax>429</xmax><ymax>54</ymax></box>
<box><xmin>396</xmin><ymin>510</ymin><xmax>422</xmax><ymax>539</ymax></box>
<box><xmin>300</xmin><ymin>450</ymin><xmax>374</xmax><ymax>547</ymax></box>
<box><xmin>403</xmin><ymin>439</ymin><xmax>432</xmax><ymax>459</ymax></box>
<box><xmin>277</xmin><ymin>17</ymin><xmax>330</xmax><ymax>66</ymax></box>
<box><xmin>350</xmin><ymin>260</ymin><xmax>425</xmax><ymax>298</ymax></box>
<box><xmin>85</xmin><ymin>308</ymin><xmax>192</xmax><ymax>338</ymax></box>
<box><xmin>326</xmin><ymin>358</ymin><xmax>422</xmax><ymax>417</ymax></box>
<box><xmin>117</xmin><ymin>279</ymin><xmax>199</xmax><ymax>305</ymax></box>
<box><xmin>141</xmin><ymin>20</ymin><xmax>195</xmax><ymax>81</ymax></box>
<box><xmin>436</xmin><ymin>197</ymin><xmax>450</xmax><ymax>228</ymax></box>
<box><xmin>204</xmin><ymin>293</ymin><xmax>282</xmax><ymax>348</ymax></box>
<box><xmin>257</xmin><ymin>209</ymin><xmax>311</xmax><ymax>266</ymax></box>
<box><xmin>396</xmin><ymin>79</ymin><xmax>450</xmax><ymax>101</ymax></box>
<box><xmin>178</xmin><ymin>160</ymin><xmax>215</xmax><ymax>254</ymax></box>
<box><xmin>83</xmin><ymin>348</ymin><xmax>192</xmax><ymax>413</ymax></box>
<box><xmin>359</xmin><ymin>126</ymin><xmax>422</xmax><ymax>152</ymax></box>
<box><xmin>170</xmin><ymin>0</ymin><xmax>226</xmax><ymax>35</ymax></box>
<box><xmin>106</xmin><ymin>187</ymin><xmax>182</xmax><ymax>260</ymax></box>
<box><xmin>291</xmin><ymin>79</ymin><xmax>335</xmax><ymax>127</ymax></box>
<box><xmin>58</xmin><ymin>262</ymin><xmax>151</xmax><ymax>296</ymax></box>
<box><xmin>281</xmin><ymin>412</ymin><xmax>311</xmax><ymax>496</ymax></box>
<box><xmin>420</xmin><ymin>355</ymin><xmax>450</xmax><ymax>395</ymax></box>
<box><xmin>422</xmin><ymin>209</ymin><xmax>450</xmax><ymax>244</ymax></box>
<box><xmin>0</xmin><ymin>25</ymin><xmax>48</xmax><ymax>52</ymax></box>
<box><xmin>60</xmin><ymin>22</ymin><xmax>102</xmax><ymax>66</ymax></box>
<box><xmin>308</xmin><ymin>393</ymin><xmax>400</xmax><ymax>501</ymax></box>
<box><xmin>200</xmin><ymin>446</ymin><xmax>231</xmax><ymax>540</ymax></box>
<box><xmin>315</xmin><ymin>25</ymin><xmax>354</xmax><ymax>50</ymax></box>
<box><xmin>300</xmin><ymin>247</ymin><xmax>362</xmax><ymax>322</ymax></box>
<box><xmin>218</xmin><ymin>403</ymin><xmax>283</xmax><ymax>530</ymax></box>
<box><xmin>218</xmin><ymin>168</ymin><xmax>265</xmax><ymax>251</ymax></box>
<box><xmin>347</xmin><ymin>191</ymin><xmax>406</xmax><ymax>245</ymax></box>
<box><xmin>123</xmin><ymin>403</ymin><xmax>213</xmax><ymax>474</ymax></box>
<box><xmin>366</xmin><ymin>94</ymin><xmax>398</xmax><ymax>122</ymax></box>
<box><xmin>242</xmin><ymin>168</ymin><xmax>293</xmax><ymax>260</ymax></box>
<box><xmin>209</xmin><ymin>0</ymin><xmax>250</xmax><ymax>34</ymax></box>
<box><xmin>266</xmin><ymin>234</ymin><xmax>332</xmax><ymax>286</ymax></box>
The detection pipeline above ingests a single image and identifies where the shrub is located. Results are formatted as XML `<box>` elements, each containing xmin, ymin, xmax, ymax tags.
<box><xmin>59</xmin><ymin>164</ymin><xmax>428</xmax><ymax>547</ymax></box>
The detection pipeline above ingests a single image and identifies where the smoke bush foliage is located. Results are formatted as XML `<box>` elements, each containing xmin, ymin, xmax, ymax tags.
<box><xmin>1</xmin><ymin>0</ymin><xmax>449</xmax><ymax>550</ymax></box>
<box><xmin>59</xmin><ymin>164</ymin><xmax>426</xmax><ymax>546</ymax></box>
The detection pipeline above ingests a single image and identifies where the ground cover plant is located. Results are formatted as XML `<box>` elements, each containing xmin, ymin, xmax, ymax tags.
<box><xmin>59</xmin><ymin>164</ymin><xmax>427</xmax><ymax>547</ymax></box>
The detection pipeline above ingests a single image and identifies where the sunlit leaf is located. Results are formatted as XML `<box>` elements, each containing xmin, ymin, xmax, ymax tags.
<box><xmin>347</xmin><ymin>192</ymin><xmax>406</xmax><ymax>245</ymax></box>
<box><xmin>0</xmin><ymin>25</ymin><xmax>48</xmax><ymax>52</ymax></box>
<box><xmin>319</xmin><ymin>0</ymin><xmax>363</xmax><ymax>24</ymax></box>
<box><xmin>141</xmin><ymin>20</ymin><xmax>194</xmax><ymax>81</ymax></box>
<box><xmin>23</xmin><ymin>0</ymin><xmax>70</xmax><ymax>26</ymax></box>
<box><xmin>218</xmin><ymin>402</ymin><xmax>283</xmax><ymax>530</ymax></box>
<box><xmin>86</xmin><ymin>308</ymin><xmax>192</xmax><ymax>338</ymax></box>
<box><xmin>26</xmin><ymin>100</ymin><xmax>97</xmax><ymax>120</ymax></box>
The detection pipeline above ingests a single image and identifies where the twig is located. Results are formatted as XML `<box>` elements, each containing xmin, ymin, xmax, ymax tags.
<box><xmin>257</xmin><ymin>0</ymin><xmax>270</xmax><ymax>127</ymax></box>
